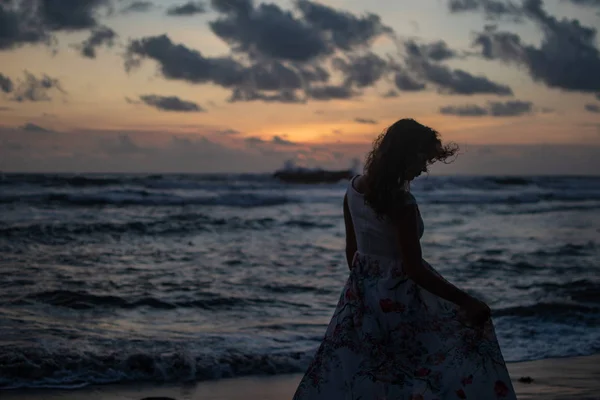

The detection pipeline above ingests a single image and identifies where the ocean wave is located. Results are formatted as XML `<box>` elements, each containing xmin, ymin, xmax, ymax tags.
<box><xmin>0</xmin><ymin>190</ymin><xmax>291</xmax><ymax>207</ymax></box>
<box><xmin>0</xmin><ymin>346</ymin><xmax>311</xmax><ymax>389</ymax></box>
<box><xmin>0</xmin><ymin>214</ymin><xmax>332</xmax><ymax>242</ymax></box>
<box><xmin>494</xmin><ymin>302</ymin><xmax>599</xmax><ymax>319</ymax></box>
<box><xmin>12</xmin><ymin>290</ymin><xmax>310</xmax><ymax>311</ymax></box>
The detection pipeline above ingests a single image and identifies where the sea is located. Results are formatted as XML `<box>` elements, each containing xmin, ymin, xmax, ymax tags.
<box><xmin>0</xmin><ymin>173</ymin><xmax>599</xmax><ymax>390</ymax></box>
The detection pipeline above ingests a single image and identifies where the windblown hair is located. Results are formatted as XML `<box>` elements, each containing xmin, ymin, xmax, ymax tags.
<box><xmin>363</xmin><ymin>118</ymin><xmax>458</xmax><ymax>220</ymax></box>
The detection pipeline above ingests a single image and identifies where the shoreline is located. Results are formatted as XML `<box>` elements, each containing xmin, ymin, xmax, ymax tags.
<box><xmin>3</xmin><ymin>353</ymin><xmax>599</xmax><ymax>400</ymax></box>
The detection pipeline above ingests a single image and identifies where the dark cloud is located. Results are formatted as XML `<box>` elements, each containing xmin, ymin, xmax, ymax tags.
<box><xmin>333</xmin><ymin>53</ymin><xmax>389</xmax><ymax>88</ymax></box>
<box><xmin>11</xmin><ymin>71</ymin><xmax>65</xmax><ymax>102</ymax></box>
<box><xmin>563</xmin><ymin>0</ymin><xmax>600</xmax><ymax>7</ymax></box>
<box><xmin>440</xmin><ymin>104</ymin><xmax>488</xmax><ymax>116</ymax></box>
<box><xmin>295</xmin><ymin>0</ymin><xmax>393</xmax><ymax>51</ymax></box>
<box><xmin>472</xmin><ymin>1</ymin><xmax>600</xmax><ymax>93</ymax></box>
<box><xmin>440</xmin><ymin>100</ymin><xmax>533</xmax><ymax>116</ymax></box>
<box><xmin>209</xmin><ymin>0</ymin><xmax>330</xmax><ymax>62</ymax></box>
<box><xmin>229</xmin><ymin>88</ymin><xmax>302</xmax><ymax>103</ymax></box>
<box><xmin>121</xmin><ymin>1</ymin><xmax>154</xmax><ymax>14</ymax></box>
<box><xmin>416</xmin><ymin>60</ymin><xmax>513</xmax><ymax>95</ymax></box>
<box><xmin>401</xmin><ymin>39</ymin><xmax>511</xmax><ymax>95</ymax></box>
<box><xmin>488</xmin><ymin>100</ymin><xmax>533</xmax><ymax>116</ymax></box>
<box><xmin>585</xmin><ymin>104</ymin><xmax>600</xmax><ymax>113</ymax></box>
<box><xmin>0</xmin><ymin>73</ymin><xmax>13</xmax><ymax>93</ymax></box>
<box><xmin>125</xmin><ymin>34</ymin><xmax>245</xmax><ymax>87</ymax></box>
<box><xmin>0</xmin><ymin>0</ymin><xmax>111</xmax><ymax>50</ymax></box>
<box><xmin>139</xmin><ymin>94</ymin><xmax>204</xmax><ymax>112</ymax></box>
<box><xmin>244</xmin><ymin>136</ymin><xmax>265</xmax><ymax>147</ymax></box>
<box><xmin>77</xmin><ymin>26</ymin><xmax>117</xmax><ymax>58</ymax></box>
<box><xmin>0</xmin><ymin>4</ymin><xmax>49</xmax><ymax>50</ymax></box>
<box><xmin>272</xmin><ymin>135</ymin><xmax>296</xmax><ymax>146</ymax></box>
<box><xmin>39</xmin><ymin>0</ymin><xmax>110</xmax><ymax>30</ymax></box>
<box><xmin>355</xmin><ymin>118</ymin><xmax>377</xmax><ymax>124</ymax></box>
<box><xmin>20</xmin><ymin>122</ymin><xmax>54</xmax><ymax>133</ymax></box>
<box><xmin>394</xmin><ymin>70</ymin><xmax>426</xmax><ymax>92</ymax></box>
<box><xmin>167</xmin><ymin>1</ymin><xmax>206</xmax><ymax>16</ymax></box>
<box><xmin>307</xmin><ymin>84</ymin><xmax>356</xmax><ymax>100</ymax></box>
<box><xmin>216</xmin><ymin>128</ymin><xmax>240</xmax><ymax>135</ymax></box>
<box><xmin>405</xmin><ymin>40</ymin><xmax>458</xmax><ymax>62</ymax></box>
<box><xmin>207</xmin><ymin>0</ymin><xmax>392</xmax><ymax>63</ymax></box>
<box><xmin>447</xmin><ymin>0</ymin><xmax>523</xmax><ymax>21</ymax></box>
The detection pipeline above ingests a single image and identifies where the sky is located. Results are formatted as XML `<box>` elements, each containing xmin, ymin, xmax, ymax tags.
<box><xmin>0</xmin><ymin>0</ymin><xmax>599</xmax><ymax>174</ymax></box>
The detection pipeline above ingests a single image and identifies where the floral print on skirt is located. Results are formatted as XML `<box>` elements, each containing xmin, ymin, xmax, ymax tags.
<box><xmin>293</xmin><ymin>253</ymin><xmax>517</xmax><ymax>400</ymax></box>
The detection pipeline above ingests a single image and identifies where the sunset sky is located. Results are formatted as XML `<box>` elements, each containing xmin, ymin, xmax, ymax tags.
<box><xmin>1</xmin><ymin>0</ymin><xmax>599</xmax><ymax>174</ymax></box>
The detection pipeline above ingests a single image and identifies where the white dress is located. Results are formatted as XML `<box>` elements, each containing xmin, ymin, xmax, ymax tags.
<box><xmin>293</xmin><ymin>176</ymin><xmax>517</xmax><ymax>400</ymax></box>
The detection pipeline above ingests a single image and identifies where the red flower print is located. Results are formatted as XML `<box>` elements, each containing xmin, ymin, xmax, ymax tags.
<box><xmin>456</xmin><ymin>389</ymin><xmax>467</xmax><ymax>399</ymax></box>
<box><xmin>379</xmin><ymin>299</ymin><xmax>405</xmax><ymax>313</ymax></box>
<box><xmin>461</xmin><ymin>375</ymin><xmax>473</xmax><ymax>386</ymax></box>
<box><xmin>494</xmin><ymin>380</ymin><xmax>509</xmax><ymax>397</ymax></box>
<box><xmin>415</xmin><ymin>368</ymin><xmax>431</xmax><ymax>377</ymax></box>
<box><xmin>434</xmin><ymin>352</ymin><xmax>446</xmax><ymax>365</ymax></box>
<box><xmin>345</xmin><ymin>287</ymin><xmax>356</xmax><ymax>301</ymax></box>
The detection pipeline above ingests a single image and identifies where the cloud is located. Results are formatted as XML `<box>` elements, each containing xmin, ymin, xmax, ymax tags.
<box><xmin>394</xmin><ymin>70</ymin><xmax>426</xmax><ymax>92</ymax></box>
<box><xmin>229</xmin><ymin>88</ymin><xmax>303</xmax><ymax>103</ymax></box>
<box><xmin>121</xmin><ymin>1</ymin><xmax>154</xmax><ymax>14</ymax></box>
<box><xmin>272</xmin><ymin>135</ymin><xmax>296</xmax><ymax>146</ymax></box>
<box><xmin>563</xmin><ymin>0</ymin><xmax>600</xmax><ymax>7</ymax></box>
<box><xmin>0</xmin><ymin>73</ymin><xmax>13</xmax><ymax>93</ymax></box>
<box><xmin>333</xmin><ymin>53</ymin><xmax>389</xmax><ymax>88</ymax></box>
<box><xmin>440</xmin><ymin>104</ymin><xmax>488</xmax><ymax>116</ymax></box>
<box><xmin>585</xmin><ymin>104</ymin><xmax>600</xmax><ymax>113</ymax></box>
<box><xmin>167</xmin><ymin>1</ymin><xmax>206</xmax><ymax>16</ymax></box>
<box><xmin>416</xmin><ymin>60</ymin><xmax>512</xmax><ymax>95</ymax></box>
<box><xmin>125</xmin><ymin>1</ymin><xmax>396</xmax><ymax>103</ymax></box>
<box><xmin>209</xmin><ymin>0</ymin><xmax>331</xmax><ymax>62</ymax></box>
<box><xmin>244</xmin><ymin>136</ymin><xmax>265</xmax><ymax>147</ymax></box>
<box><xmin>402</xmin><ymin>39</ymin><xmax>512</xmax><ymax>95</ymax></box>
<box><xmin>440</xmin><ymin>100</ymin><xmax>533</xmax><ymax>116</ymax></box>
<box><xmin>20</xmin><ymin>122</ymin><xmax>54</xmax><ymax>133</ymax></box>
<box><xmin>405</xmin><ymin>40</ymin><xmax>458</xmax><ymax>62</ymax></box>
<box><xmin>215</xmin><ymin>128</ymin><xmax>241</xmax><ymax>135</ymax></box>
<box><xmin>295</xmin><ymin>0</ymin><xmax>393</xmax><ymax>51</ymax></box>
<box><xmin>355</xmin><ymin>118</ymin><xmax>378</xmax><ymax>124</ymax></box>
<box><xmin>139</xmin><ymin>95</ymin><xmax>204</xmax><ymax>112</ymax></box>
<box><xmin>100</xmin><ymin>134</ymin><xmax>144</xmax><ymax>154</ymax></box>
<box><xmin>11</xmin><ymin>71</ymin><xmax>65</xmax><ymax>102</ymax></box>
<box><xmin>472</xmin><ymin>1</ymin><xmax>600</xmax><ymax>93</ymax></box>
<box><xmin>0</xmin><ymin>0</ymin><xmax>111</xmax><ymax>50</ymax></box>
<box><xmin>125</xmin><ymin>34</ymin><xmax>245</xmax><ymax>87</ymax></box>
<box><xmin>77</xmin><ymin>26</ymin><xmax>117</xmax><ymax>58</ymax></box>
<box><xmin>447</xmin><ymin>0</ymin><xmax>523</xmax><ymax>21</ymax></box>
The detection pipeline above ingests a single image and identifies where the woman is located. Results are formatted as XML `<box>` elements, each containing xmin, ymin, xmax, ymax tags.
<box><xmin>293</xmin><ymin>119</ymin><xmax>517</xmax><ymax>399</ymax></box>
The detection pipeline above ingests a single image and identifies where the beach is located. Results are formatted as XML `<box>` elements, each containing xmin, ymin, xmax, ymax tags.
<box><xmin>3</xmin><ymin>354</ymin><xmax>600</xmax><ymax>400</ymax></box>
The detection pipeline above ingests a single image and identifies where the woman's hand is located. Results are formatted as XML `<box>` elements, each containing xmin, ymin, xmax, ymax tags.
<box><xmin>462</xmin><ymin>297</ymin><xmax>491</xmax><ymax>326</ymax></box>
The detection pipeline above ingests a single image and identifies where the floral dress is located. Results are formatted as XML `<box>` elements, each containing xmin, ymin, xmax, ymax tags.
<box><xmin>293</xmin><ymin>176</ymin><xmax>517</xmax><ymax>400</ymax></box>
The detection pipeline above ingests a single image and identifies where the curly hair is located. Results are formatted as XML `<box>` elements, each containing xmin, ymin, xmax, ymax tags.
<box><xmin>362</xmin><ymin>118</ymin><xmax>458</xmax><ymax>220</ymax></box>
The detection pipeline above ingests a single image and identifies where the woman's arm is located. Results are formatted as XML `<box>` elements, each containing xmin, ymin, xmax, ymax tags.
<box><xmin>393</xmin><ymin>205</ymin><xmax>473</xmax><ymax>308</ymax></box>
<box><xmin>343</xmin><ymin>193</ymin><xmax>357</xmax><ymax>270</ymax></box>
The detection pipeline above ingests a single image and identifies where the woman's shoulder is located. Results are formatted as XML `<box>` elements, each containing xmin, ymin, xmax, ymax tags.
<box><xmin>399</xmin><ymin>190</ymin><xmax>417</xmax><ymax>205</ymax></box>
